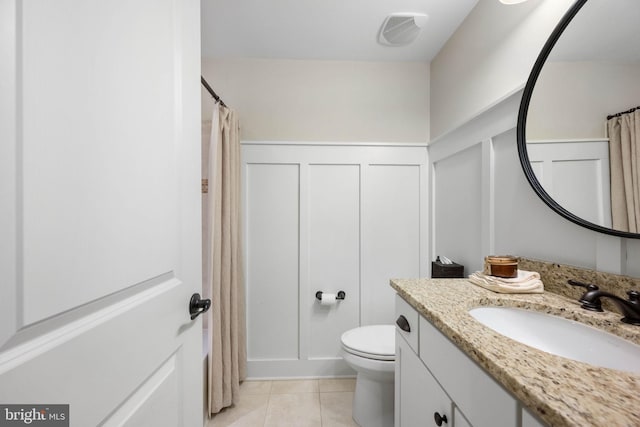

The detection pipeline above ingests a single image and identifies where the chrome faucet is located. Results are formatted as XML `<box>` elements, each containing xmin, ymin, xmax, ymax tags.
<box><xmin>568</xmin><ymin>280</ymin><xmax>640</xmax><ymax>326</ymax></box>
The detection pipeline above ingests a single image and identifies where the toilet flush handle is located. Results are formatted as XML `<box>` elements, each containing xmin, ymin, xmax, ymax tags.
<box><xmin>396</xmin><ymin>315</ymin><xmax>411</xmax><ymax>333</ymax></box>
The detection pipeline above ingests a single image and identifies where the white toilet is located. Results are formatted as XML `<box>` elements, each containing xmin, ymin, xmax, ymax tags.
<box><xmin>341</xmin><ymin>325</ymin><xmax>395</xmax><ymax>427</ymax></box>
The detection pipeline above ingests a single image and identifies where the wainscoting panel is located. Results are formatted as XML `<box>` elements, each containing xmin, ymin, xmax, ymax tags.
<box><xmin>362</xmin><ymin>164</ymin><xmax>423</xmax><ymax>325</ymax></box>
<box><xmin>242</xmin><ymin>143</ymin><xmax>427</xmax><ymax>378</ymax></box>
<box><xmin>245</xmin><ymin>163</ymin><xmax>300</xmax><ymax>361</ymax></box>
<box><xmin>527</xmin><ymin>139</ymin><xmax>611</xmax><ymax>228</ymax></box>
<box><xmin>308</xmin><ymin>164</ymin><xmax>360</xmax><ymax>359</ymax></box>
<box><xmin>429</xmin><ymin>90</ymin><xmax>629</xmax><ymax>278</ymax></box>
<box><xmin>492</xmin><ymin>130</ymin><xmax>597</xmax><ymax>271</ymax></box>
<box><xmin>433</xmin><ymin>145</ymin><xmax>483</xmax><ymax>278</ymax></box>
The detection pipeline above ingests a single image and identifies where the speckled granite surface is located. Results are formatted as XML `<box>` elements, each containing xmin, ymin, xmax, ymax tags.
<box><xmin>519</xmin><ymin>257</ymin><xmax>640</xmax><ymax>313</ymax></box>
<box><xmin>391</xmin><ymin>278</ymin><xmax>640</xmax><ymax>427</ymax></box>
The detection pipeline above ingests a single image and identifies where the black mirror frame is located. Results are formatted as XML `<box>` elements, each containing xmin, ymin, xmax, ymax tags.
<box><xmin>517</xmin><ymin>0</ymin><xmax>639</xmax><ymax>239</ymax></box>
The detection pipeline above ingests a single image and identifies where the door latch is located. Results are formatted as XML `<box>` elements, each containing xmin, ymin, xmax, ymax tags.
<box><xmin>189</xmin><ymin>293</ymin><xmax>211</xmax><ymax>320</ymax></box>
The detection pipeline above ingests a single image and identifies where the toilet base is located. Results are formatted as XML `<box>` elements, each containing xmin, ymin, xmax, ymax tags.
<box><xmin>352</xmin><ymin>369</ymin><xmax>394</xmax><ymax>427</ymax></box>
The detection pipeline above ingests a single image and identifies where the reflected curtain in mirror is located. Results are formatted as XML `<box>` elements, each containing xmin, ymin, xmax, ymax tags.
<box><xmin>203</xmin><ymin>103</ymin><xmax>247</xmax><ymax>415</ymax></box>
<box><xmin>609</xmin><ymin>109</ymin><xmax>640</xmax><ymax>232</ymax></box>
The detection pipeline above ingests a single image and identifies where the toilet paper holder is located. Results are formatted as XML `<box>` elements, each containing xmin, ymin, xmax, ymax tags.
<box><xmin>315</xmin><ymin>290</ymin><xmax>346</xmax><ymax>301</ymax></box>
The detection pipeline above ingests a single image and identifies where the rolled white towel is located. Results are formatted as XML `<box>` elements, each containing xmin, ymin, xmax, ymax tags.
<box><xmin>468</xmin><ymin>270</ymin><xmax>544</xmax><ymax>294</ymax></box>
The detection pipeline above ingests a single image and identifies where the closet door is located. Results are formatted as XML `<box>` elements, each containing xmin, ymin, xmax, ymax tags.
<box><xmin>0</xmin><ymin>1</ymin><xmax>202</xmax><ymax>425</ymax></box>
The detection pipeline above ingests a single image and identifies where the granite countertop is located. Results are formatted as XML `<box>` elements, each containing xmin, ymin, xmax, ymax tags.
<box><xmin>391</xmin><ymin>278</ymin><xmax>640</xmax><ymax>427</ymax></box>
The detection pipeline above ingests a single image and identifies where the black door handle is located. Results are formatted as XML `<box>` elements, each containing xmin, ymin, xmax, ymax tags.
<box><xmin>396</xmin><ymin>315</ymin><xmax>411</xmax><ymax>332</ymax></box>
<box><xmin>189</xmin><ymin>293</ymin><xmax>211</xmax><ymax>320</ymax></box>
<box><xmin>434</xmin><ymin>412</ymin><xmax>448</xmax><ymax>426</ymax></box>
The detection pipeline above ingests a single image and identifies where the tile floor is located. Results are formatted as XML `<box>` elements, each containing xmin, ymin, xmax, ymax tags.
<box><xmin>206</xmin><ymin>378</ymin><xmax>359</xmax><ymax>427</ymax></box>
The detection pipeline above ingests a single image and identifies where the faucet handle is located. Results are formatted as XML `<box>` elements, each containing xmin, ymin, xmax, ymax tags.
<box><xmin>567</xmin><ymin>279</ymin><xmax>599</xmax><ymax>291</ymax></box>
<box><xmin>568</xmin><ymin>280</ymin><xmax>603</xmax><ymax>311</ymax></box>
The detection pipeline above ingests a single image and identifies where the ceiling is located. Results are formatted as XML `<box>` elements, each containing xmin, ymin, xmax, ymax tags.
<box><xmin>201</xmin><ymin>0</ymin><xmax>479</xmax><ymax>63</ymax></box>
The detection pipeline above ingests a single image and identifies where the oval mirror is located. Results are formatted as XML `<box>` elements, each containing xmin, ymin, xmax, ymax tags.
<box><xmin>518</xmin><ymin>0</ymin><xmax>640</xmax><ymax>238</ymax></box>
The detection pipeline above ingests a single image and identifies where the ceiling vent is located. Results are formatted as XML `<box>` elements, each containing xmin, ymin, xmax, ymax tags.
<box><xmin>378</xmin><ymin>13</ymin><xmax>429</xmax><ymax>46</ymax></box>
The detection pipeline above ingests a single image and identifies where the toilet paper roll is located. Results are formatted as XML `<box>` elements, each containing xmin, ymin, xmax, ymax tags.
<box><xmin>320</xmin><ymin>292</ymin><xmax>337</xmax><ymax>306</ymax></box>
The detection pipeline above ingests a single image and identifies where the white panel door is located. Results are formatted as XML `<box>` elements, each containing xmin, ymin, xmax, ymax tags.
<box><xmin>0</xmin><ymin>1</ymin><xmax>202</xmax><ymax>425</ymax></box>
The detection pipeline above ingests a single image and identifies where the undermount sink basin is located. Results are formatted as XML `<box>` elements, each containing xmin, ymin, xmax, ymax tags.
<box><xmin>469</xmin><ymin>306</ymin><xmax>640</xmax><ymax>374</ymax></box>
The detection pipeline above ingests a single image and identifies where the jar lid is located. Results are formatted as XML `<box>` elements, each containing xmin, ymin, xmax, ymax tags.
<box><xmin>486</xmin><ymin>255</ymin><xmax>518</xmax><ymax>264</ymax></box>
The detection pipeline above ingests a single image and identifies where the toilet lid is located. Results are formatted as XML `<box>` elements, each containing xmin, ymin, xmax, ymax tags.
<box><xmin>341</xmin><ymin>325</ymin><xmax>395</xmax><ymax>361</ymax></box>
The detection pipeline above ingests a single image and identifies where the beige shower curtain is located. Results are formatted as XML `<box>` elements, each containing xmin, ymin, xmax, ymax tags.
<box><xmin>609</xmin><ymin>109</ymin><xmax>640</xmax><ymax>232</ymax></box>
<box><xmin>203</xmin><ymin>103</ymin><xmax>246</xmax><ymax>415</ymax></box>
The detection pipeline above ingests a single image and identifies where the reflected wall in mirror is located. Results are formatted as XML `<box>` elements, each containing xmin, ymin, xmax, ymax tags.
<box><xmin>518</xmin><ymin>0</ymin><xmax>640</xmax><ymax>238</ymax></box>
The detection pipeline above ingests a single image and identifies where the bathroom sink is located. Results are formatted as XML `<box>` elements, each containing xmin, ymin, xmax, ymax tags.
<box><xmin>469</xmin><ymin>306</ymin><xmax>640</xmax><ymax>373</ymax></box>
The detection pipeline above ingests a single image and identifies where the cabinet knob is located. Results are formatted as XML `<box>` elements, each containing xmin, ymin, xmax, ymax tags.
<box><xmin>434</xmin><ymin>412</ymin><xmax>448</xmax><ymax>426</ymax></box>
<box><xmin>396</xmin><ymin>315</ymin><xmax>411</xmax><ymax>332</ymax></box>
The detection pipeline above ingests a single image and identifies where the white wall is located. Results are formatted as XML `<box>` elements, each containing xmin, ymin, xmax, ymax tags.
<box><xmin>526</xmin><ymin>139</ymin><xmax>612</xmax><ymax>228</ymax></box>
<box><xmin>527</xmin><ymin>61</ymin><xmax>640</xmax><ymax>139</ymax></box>
<box><xmin>430</xmin><ymin>0</ymin><xmax>574</xmax><ymax>139</ymax></box>
<box><xmin>429</xmin><ymin>92</ymin><xmax>640</xmax><ymax>276</ymax></box>
<box><xmin>429</xmin><ymin>0</ymin><xmax>640</xmax><ymax>277</ymax></box>
<box><xmin>201</xmin><ymin>57</ymin><xmax>430</xmax><ymax>378</ymax></box>
<box><xmin>242</xmin><ymin>143</ymin><xmax>427</xmax><ymax>378</ymax></box>
<box><xmin>202</xmin><ymin>58</ymin><xmax>429</xmax><ymax>142</ymax></box>
<box><xmin>433</xmin><ymin>144</ymin><xmax>482</xmax><ymax>277</ymax></box>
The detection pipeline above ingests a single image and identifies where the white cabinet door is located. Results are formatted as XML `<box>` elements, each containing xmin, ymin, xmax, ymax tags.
<box><xmin>419</xmin><ymin>317</ymin><xmax>518</xmax><ymax>427</ymax></box>
<box><xmin>395</xmin><ymin>332</ymin><xmax>452</xmax><ymax>427</ymax></box>
<box><xmin>523</xmin><ymin>407</ymin><xmax>548</xmax><ymax>427</ymax></box>
<box><xmin>0</xmin><ymin>1</ymin><xmax>202</xmax><ymax>425</ymax></box>
<box><xmin>454</xmin><ymin>408</ymin><xmax>472</xmax><ymax>427</ymax></box>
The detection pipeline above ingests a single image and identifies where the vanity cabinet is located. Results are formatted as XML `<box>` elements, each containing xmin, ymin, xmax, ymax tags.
<box><xmin>419</xmin><ymin>316</ymin><xmax>518</xmax><ymax>426</ymax></box>
<box><xmin>395</xmin><ymin>295</ymin><xmax>472</xmax><ymax>427</ymax></box>
<box><xmin>453</xmin><ymin>409</ymin><xmax>472</xmax><ymax>427</ymax></box>
<box><xmin>523</xmin><ymin>408</ymin><xmax>546</xmax><ymax>427</ymax></box>
<box><xmin>396</xmin><ymin>333</ymin><xmax>452</xmax><ymax>426</ymax></box>
<box><xmin>395</xmin><ymin>294</ymin><xmax>537</xmax><ymax>427</ymax></box>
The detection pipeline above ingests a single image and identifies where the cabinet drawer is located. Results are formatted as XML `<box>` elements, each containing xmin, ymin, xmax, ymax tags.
<box><xmin>419</xmin><ymin>316</ymin><xmax>518</xmax><ymax>427</ymax></box>
<box><xmin>395</xmin><ymin>294</ymin><xmax>419</xmax><ymax>353</ymax></box>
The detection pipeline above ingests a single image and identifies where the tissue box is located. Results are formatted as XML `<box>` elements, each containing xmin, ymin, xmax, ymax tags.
<box><xmin>431</xmin><ymin>260</ymin><xmax>464</xmax><ymax>278</ymax></box>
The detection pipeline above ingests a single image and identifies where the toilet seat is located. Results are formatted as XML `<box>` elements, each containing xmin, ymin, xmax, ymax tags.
<box><xmin>341</xmin><ymin>325</ymin><xmax>395</xmax><ymax>361</ymax></box>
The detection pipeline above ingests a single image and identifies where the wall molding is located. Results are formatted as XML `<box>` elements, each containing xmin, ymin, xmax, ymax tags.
<box><xmin>428</xmin><ymin>88</ymin><xmax>632</xmax><ymax>276</ymax></box>
<box><xmin>428</xmin><ymin>90</ymin><xmax>522</xmax><ymax>162</ymax></box>
<box><xmin>242</xmin><ymin>143</ymin><xmax>427</xmax><ymax>378</ymax></box>
<box><xmin>242</xmin><ymin>141</ymin><xmax>429</xmax><ymax>147</ymax></box>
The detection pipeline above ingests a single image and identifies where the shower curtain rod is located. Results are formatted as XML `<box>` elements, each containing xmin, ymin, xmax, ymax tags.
<box><xmin>201</xmin><ymin>76</ymin><xmax>226</xmax><ymax>108</ymax></box>
<box><xmin>607</xmin><ymin>106</ymin><xmax>639</xmax><ymax>120</ymax></box>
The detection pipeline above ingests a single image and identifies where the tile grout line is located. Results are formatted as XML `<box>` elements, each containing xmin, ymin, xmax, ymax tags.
<box><xmin>262</xmin><ymin>391</ymin><xmax>271</xmax><ymax>427</ymax></box>
<box><xmin>318</xmin><ymin>390</ymin><xmax>324</xmax><ymax>427</ymax></box>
